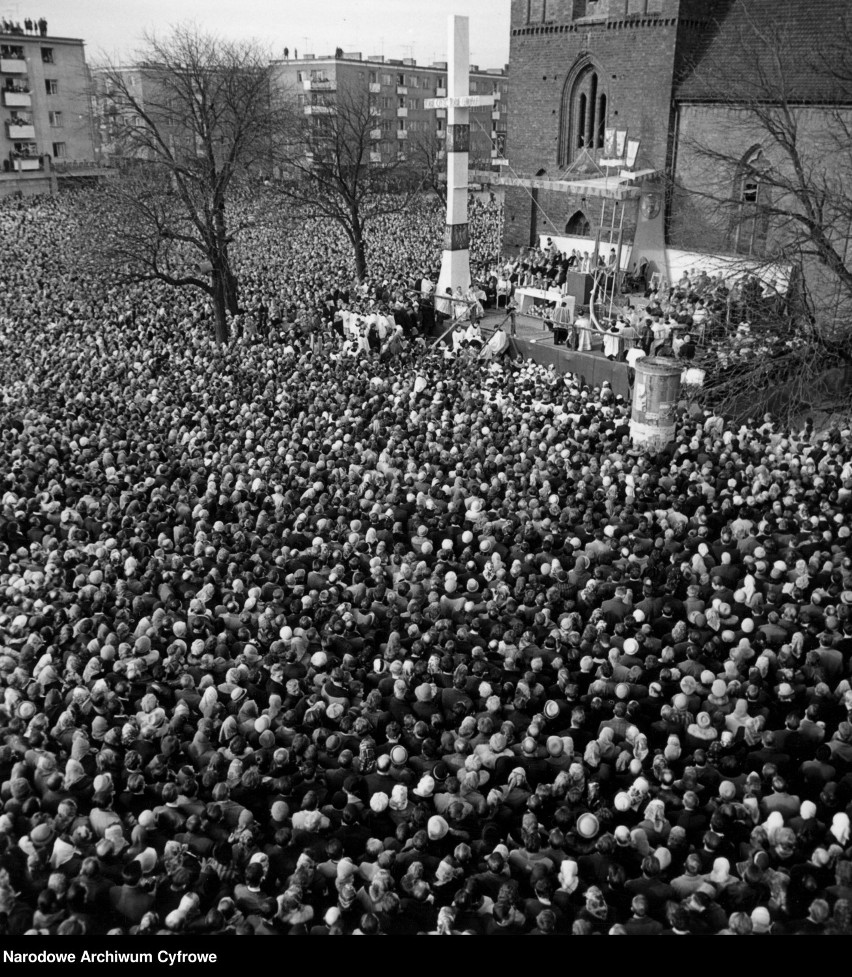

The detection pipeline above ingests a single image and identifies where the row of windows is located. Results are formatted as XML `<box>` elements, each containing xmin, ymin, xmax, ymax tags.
<box><xmin>369</xmin><ymin>95</ymin><xmax>494</xmax><ymax>112</ymax></box>
<box><xmin>0</xmin><ymin>45</ymin><xmax>54</xmax><ymax>61</ymax></box>
<box><xmin>367</xmin><ymin>72</ymin><xmax>504</xmax><ymax>91</ymax></box>
<box><xmin>11</xmin><ymin>139</ymin><xmax>65</xmax><ymax>155</ymax></box>
<box><xmin>6</xmin><ymin>109</ymin><xmax>62</xmax><ymax>125</ymax></box>
<box><xmin>523</xmin><ymin>0</ymin><xmax>664</xmax><ymax>22</ymax></box>
<box><xmin>3</xmin><ymin>79</ymin><xmax>58</xmax><ymax>94</ymax></box>
<box><xmin>296</xmin><ymin>68</ymin><xmax>505</xmax><ymax>96</ymax></box>
<box><xmin>366</xmin><ymin>96</ymin><xmax>494</xmax><ymax>115</ymax></box>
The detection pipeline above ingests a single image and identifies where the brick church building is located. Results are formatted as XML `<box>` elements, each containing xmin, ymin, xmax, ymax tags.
<box><xmin>500</xmin><ymin>0</ymin><xmax>852</xmax><ymax>292</ymax></box>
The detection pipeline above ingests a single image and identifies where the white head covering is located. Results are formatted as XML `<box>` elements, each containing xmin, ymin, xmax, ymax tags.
<box><xmin>763</xmin><ymin>811</ymin><xmax>784</xmax><ymax>844</ymax></box>
<box><xmin>831</xmin><ymin>812</ymin><xmax>850</xmax><ymax>846</ymax></box>
<box><xmin>558</xmin><ymin>859</ymin><xmax>579</xmax><ymax>893</ymax></box>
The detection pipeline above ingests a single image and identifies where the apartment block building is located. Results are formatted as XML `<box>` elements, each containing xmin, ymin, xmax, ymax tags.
<box><xmin>91</xmin><ymin>65</ymin><xmax>168</xmax><ymax>164</ymax></box>
<box><xmin>270</xmin><ymin>51</ymin><xmax>508</xmax><ymax>179</ymax></box>
<box><xmin>0</xmin><ymin>28</ymin><xmax>97</xmax><ymax>193</ymax></box>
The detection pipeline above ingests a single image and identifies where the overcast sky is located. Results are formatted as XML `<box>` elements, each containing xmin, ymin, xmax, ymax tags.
<box><xmin>22</xmin><ymin>0</ymin><xmax>511</xmax><ymax>68</ymax></box>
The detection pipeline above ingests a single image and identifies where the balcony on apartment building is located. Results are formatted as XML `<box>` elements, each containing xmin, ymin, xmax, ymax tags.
<box><xmin>0</xmin><ymin>57</ymin><xmax>27</xmax><ymax>74</ymax></box>
<box><xmin>396</xmin><ymin>85</ymin><xmax>407</xmax><ymax>95</ymax></box>
<box><xmin>396</xmin><ymin>107</ymin><xmax>408</xmax><ymax>118</ymax></box>
<box><xmin>436</xmin><ymin>87</ymin><xmax>447</xmax><ymax>97</ymax></box>
<box><xmin>3</xmin><ymin>88</ymin><xmax>29</xmax><ymax>107</ymax></box>
<box><xmin>369</xmin><ymin>83</ymin><xmax>381</xmax><ymax>93</ymax></box>
<box><xmin>9</xmin><ymin>149</ymin><xmax>40</xmax><ymax>171</ymax></box>
<box><xmin>303</xmin><ymin>104</ymin><xmax>336</xmax><ymax>116</ymax></box>
<box><xmin>370</xmin><ymin>151</ymin><xmax>382</xmax><ymax>164</ymax></box>
<box><xmin>7</xmin><ymin>117</ymin><xmax>34</xmax><ymax>138</ymax></box>
<box><xmin>370</xmin><ymin>128</ymin><xmax>382</xmax><ymax>140</ymax></box>
<box><xmin>302</xmin><ymin>78</ymin><xmax>336</xmax><ymax>92</ymax></box>
<box><xmin>396</xmin><ymin>129</ymin><xmax>408</xmax><ymax>140</ymax></box>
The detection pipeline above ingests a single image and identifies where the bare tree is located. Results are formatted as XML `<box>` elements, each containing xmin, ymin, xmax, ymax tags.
<box><xmin>273</xmin><ymin>85</ymin><xmax>420</xmax><ymax>281</ymax></box>
<box><xmin>407</xmin><ymin>127</ymin><xmax>447</xmax><ymax>208</ymax></box>
<box><xmin>670</xmin><ymin>0</ymin><xmax>852</xmax><ymax>417</ymax></box>
<box><xmin>80</xmin><ymin>25</ymin><xmax>280</xmax><ymax>343</ymax></box>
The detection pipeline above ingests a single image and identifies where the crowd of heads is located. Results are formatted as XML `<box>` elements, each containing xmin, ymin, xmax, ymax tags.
<box><xmin>1</xmin><ymin>189</ymin><xmax>852</xmax><ymax>936</ymax></box>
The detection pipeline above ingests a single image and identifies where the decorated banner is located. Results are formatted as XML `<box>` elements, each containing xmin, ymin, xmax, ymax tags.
<box><xmin>615</xmin><ymin>129</ymin><xmax>628</xmax><ymax>158</ymax></box>
<box><xmin>604</xmin><ymin>127</ymin><xmax>617</xmax><ymax>157</ymax></box>
<box><xmin>626</xmin><ymin>139</ymin><xmax>640</xmax><ymax>169</ymax></box>
<box><xmin>424</xmin><ymin>95</ymin><xmax>494</xmax><ymax>109</ymax></box>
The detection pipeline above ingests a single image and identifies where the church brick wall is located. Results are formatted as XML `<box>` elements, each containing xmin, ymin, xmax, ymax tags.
<box><xmin>502</xmin><ymin>0</ymin><xmax>726</xmax><ymax>251</ymax></box>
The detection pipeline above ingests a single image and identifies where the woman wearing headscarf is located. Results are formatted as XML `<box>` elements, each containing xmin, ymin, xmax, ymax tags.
<box><xmin>705</xmin><ymin>856</ymin><xmax>735</xmax><ymax>902</ymax></box>
<box><xmin>596</xmin><ymin>727</ymin><xmax>620</xmax><ymax>765</ymax></box>
<box><xmin>387</xmin><ymin>784</ymin><xmax>412</xmax><ymax>827</ymax></box>
<box><xmin>638</xmin><ymin>799</ymin><xmax>671</xmax><ymax>848</ymax></box>
<box><xmin>725</xmin><ymin>698</ymin><xmax>751</xmax><ymax>735</ymax></box>
<box><xmin>272</xmin><ymin>888</ymin><xmax>315</xmax><ymax>935</ymax></box>
<box><xmin>429</xmin><ymin>905</ymin><xmax>460</xmax><ymax>935</ymax></box>
<box><xmin>738</xmin><ymin>715</ymin><xmax>765</xmax><ymax>748</ymax></box>
<box><xmin>583</xmin><ymin>740</ymin><xmax>604</xmax><ymax>781</ymax></box>
<box><xmin>575</xmin><ymin>884</ymin><xmax>614</xmax><ymax>934</ymax></box>
<box><xmin>552</xmin><ymin>858</ymin><xmax>581</xmax><ymax>927</ymax></box>
<box><xmin>830</xmin><ymin>812</ymin><xmax>851</xmax><ymax>848</ymax></box>
<box><xmin>431</xmin><ymin>858</ymin><xmax>464</xmax><ymax>909</ymax></box>
<box><xmin>61</xmin><ymin>758</ymin><xmax>93</xmax><ymax>806</ymax></box>
<box><xmin>629</xmin><ymin>827</ymin><xmax>652</xmax><ymax>862</ymax></box>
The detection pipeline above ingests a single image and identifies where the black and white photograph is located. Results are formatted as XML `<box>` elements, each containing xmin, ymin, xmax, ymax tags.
<box><xmin>1</xmin><ymin>0</ymin><xmax>852</xmax><ymax>953</ymax></box>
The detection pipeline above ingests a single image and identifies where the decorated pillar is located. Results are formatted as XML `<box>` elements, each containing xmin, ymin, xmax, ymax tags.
<box><xmin>437</xmin><ymin>15</ymin><xmax>472</xmax><ymax>298</ymax></box>
<box><xmin>629</xmin><ymin>356</ymin><xmax>682</xmax><ymax>450</ymax></box>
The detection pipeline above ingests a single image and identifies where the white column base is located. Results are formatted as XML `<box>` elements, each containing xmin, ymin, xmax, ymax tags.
<box><xmin>438</xmin><ymin>249</ymin><xmax>471</xmax><ymax>299</ymax></box>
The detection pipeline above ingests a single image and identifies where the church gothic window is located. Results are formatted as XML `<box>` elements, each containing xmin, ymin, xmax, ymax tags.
<box><xmin>733</xmin><ymin>147</ymin><xmax>770</xmax><ymax>256</ymax></box>
<box><xmin>565</xmin><ymin>210</ymin><xmax>591</xmax><ymax>236</ymax></box>
<box><xmin>560</xmin><ymin>62</ymin><xmax>608</xmax><ymax>166</ymax></box>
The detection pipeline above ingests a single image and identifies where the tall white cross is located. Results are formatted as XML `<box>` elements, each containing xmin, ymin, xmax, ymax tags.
<box><xmin>424</xmin><ymin>16</ymin><xmax>494</xmax><ymax>299</ymax></box>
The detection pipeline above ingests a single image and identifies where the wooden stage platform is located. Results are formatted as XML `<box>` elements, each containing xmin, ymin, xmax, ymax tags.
<box><xmin>480</xmin><ymin>307</ymin><xmax>631</xmax><ymax>399</ymax></box>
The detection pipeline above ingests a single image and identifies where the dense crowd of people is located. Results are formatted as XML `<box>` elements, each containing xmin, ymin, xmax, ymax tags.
<box><xmin>1</xmin><ymin>189</ymin><xmax>852</xmax><ymax>938</ymax></box>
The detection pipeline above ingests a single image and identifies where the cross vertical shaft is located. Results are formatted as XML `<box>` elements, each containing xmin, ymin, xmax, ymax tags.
<box><xmin>437</xmin><ymin>15</ymin><xmax>472</xmax><ymax>299</ymax></box>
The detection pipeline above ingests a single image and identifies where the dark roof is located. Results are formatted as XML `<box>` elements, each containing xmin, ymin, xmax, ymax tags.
<box><xmin>675</xmin><ymin>0</ymin><xmax>852</xmax><ymax>104</ymax></box>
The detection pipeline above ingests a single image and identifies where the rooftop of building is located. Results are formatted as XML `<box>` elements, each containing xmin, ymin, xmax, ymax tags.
<box><xmin>270</xmin><ymin>52</ymin><xmax>507</xmax><ymax>75</ymax></box>
<box><xmin>676</xmin><ymin>0</ymin><xmax>852</xmax><ymax>104</ymax></box>
<box><xmin>0</xmin><ymin>33</ymin><xmax>86</xmax><ymax>45</ymax></box>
